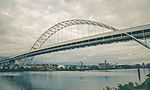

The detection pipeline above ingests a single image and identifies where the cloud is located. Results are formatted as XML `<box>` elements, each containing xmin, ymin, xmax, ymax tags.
<box><xmin>0</xmin><ymin>0</ymin><xmax>150</xmax><ymax>64</ymax></box>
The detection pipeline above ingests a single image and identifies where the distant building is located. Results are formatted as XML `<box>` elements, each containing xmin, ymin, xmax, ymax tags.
<box><xmin>135</xmin><ymin>64</ymin><xmax>140</xmax><ymax>67</ymax></box>
<box><xmin>33</xmin><ymin>64</ymin><xmax>36</xmax><ymax>68</ymax></box>
<box><xmin>146</xmin><ymin>63</ymin><xmax>150</xmax><ymax>68</ymax></box>
<box><xmin>147</xmin><ymin>63</ymin><xmax>150</xmax><ymax>66</ymax></box>
<box><xmin>79</xmin><ymin>61</ymin><xmax>83</xmax><ymax>66</ymax></box>
<box><xmin>57</xmin><ymin>64</ymin><xmax>65</xmax><ymax>69</ymax></box>
<box><xmin>48</xmin><ymin>64</ymin><xmax>53</xmax><ymax>68</ymax></box>
<box><xmin>98</xmin><ymin>63</ymin><xmax>109</xmax><ymax>69</ymax></box>
<box><xmin>98</xmin><ymin>60</ymin><xmax>111</xmax><ymax>69</ymax></box>
<box><xmin>76</xmin><ymin>61</ymin><xmax>84</xmax><ymax>69</ymax></box>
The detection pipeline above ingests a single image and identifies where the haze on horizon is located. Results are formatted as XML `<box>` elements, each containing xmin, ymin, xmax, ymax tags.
<box><xmin>0</xmin><ymin>0</ymin><xmax>150</xmax><ymax>65</ymax></box>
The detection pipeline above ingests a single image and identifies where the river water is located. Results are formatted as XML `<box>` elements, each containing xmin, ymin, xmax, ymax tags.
<box><xmin>0</xmin><ymin>68</ymin><xmax>149</xmax><ymax>90</ymax></box>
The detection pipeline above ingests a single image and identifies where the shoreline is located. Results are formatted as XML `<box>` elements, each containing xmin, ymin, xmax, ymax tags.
<box><xmin>0</xmin><ymin>67</ymin><xmax>149</xmax><ymax>72</ymax></box>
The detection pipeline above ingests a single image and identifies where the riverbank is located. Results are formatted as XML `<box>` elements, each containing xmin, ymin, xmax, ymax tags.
<box><xmin>137</xmin><ymin>77</ymin><xmax>150</xmax><ymax>89</ymax></box>
<box><xmin>0</xmin><ymin>67</ymin><xmax>149</xmax><ymax>72</ymax></box>
<box><xmin>104</xmin><ymin>73</ymin><xmax>150</xmax><ymax>90</ymax></box>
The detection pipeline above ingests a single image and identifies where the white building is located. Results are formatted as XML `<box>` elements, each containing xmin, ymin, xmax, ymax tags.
<box><xmin>57</xmin><ymin>64</ymin><xmax>65</xmax><ymax>69</ymax></box>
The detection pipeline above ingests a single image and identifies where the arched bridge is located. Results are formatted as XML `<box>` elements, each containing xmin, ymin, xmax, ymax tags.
<box><xmin>0</xmin><ymin>19</ymin><xmax>150</xmax><ymax>65</ymax></box>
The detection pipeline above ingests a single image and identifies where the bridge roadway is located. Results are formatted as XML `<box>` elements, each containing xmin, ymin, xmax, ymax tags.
<box><xmin>0</xmin><ymin>24</ymin><xmax>150</xmax><ymax>63</ymax></box>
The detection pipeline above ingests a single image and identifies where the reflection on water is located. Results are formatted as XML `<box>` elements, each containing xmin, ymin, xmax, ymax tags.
<box><xmin>0</xmin><ymin>69</ymin><xmax>149</xmax><ymax>90</ymax></box>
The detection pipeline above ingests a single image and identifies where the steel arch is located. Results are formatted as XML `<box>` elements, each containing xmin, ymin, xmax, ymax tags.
<box><xmin>31</xmin><ymin>19</ymin><xmax>117</xmax><ymax>50</ymax></box>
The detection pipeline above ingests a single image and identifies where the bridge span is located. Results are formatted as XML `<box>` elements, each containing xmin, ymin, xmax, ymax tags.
<box><xmin>0</xmin><ymin>24</ymin><xmax>150</xmax><ymax>64</ymax></box>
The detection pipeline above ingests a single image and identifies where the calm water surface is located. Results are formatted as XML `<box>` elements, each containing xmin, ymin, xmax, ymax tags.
<box><xmin>0</xmin><ymin>68</ymin><xmax>149</xmax><ymax>90</ymax></box>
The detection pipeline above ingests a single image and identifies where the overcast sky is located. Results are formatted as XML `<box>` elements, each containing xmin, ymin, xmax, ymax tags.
<box><xmin>0</xmin><ymin>0</ymin><xmax>150</xmax><ymax>65</ymax></box>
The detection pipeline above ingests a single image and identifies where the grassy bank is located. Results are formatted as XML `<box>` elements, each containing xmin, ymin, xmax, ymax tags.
<box><xmin>104</xmin><ymin>77</ymin><xmax>150</xmax><ymax>90</ymax></box>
